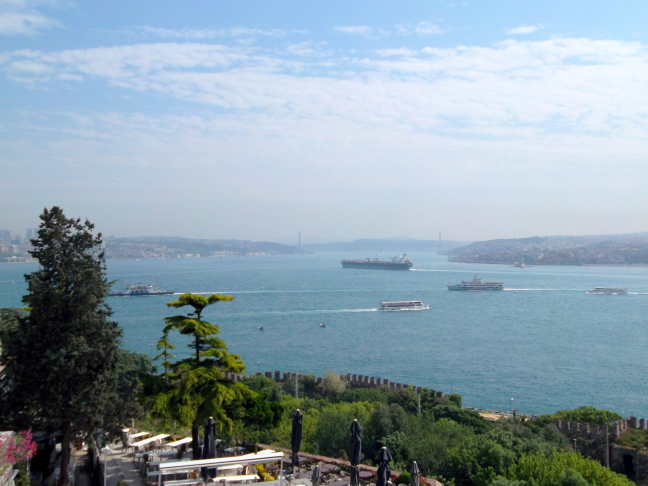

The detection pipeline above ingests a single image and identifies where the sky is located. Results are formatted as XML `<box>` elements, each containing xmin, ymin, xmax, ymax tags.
<box><xmin>2</xmin><ymin>0</ymin><xmax>648</xmax><ymax>243</ymax></box>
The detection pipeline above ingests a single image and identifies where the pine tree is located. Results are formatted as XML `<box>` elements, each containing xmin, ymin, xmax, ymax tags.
<box><xmin>148</xmin><ymin>293</ymin><xmax>253</xmax><ymax>458</ymax></box>
<box><xmin>0</xmin><ymin>207</ymin><xmax>122</xmax><ymax>485</ymax></box>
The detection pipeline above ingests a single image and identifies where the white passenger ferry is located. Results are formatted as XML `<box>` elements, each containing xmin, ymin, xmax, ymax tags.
<box><xmin>447</xmin><ymin>275</ymin><xmax>504</xmax><ymax>291</ymax></box>
<box><xmin>586</xmin><ymin>287</ymin><xmax>627</xmax><ymax>295</ymax></box>
<box><xmin>379</xmin><ymin>301</ymin><xmax>429</xmax><ymax>311</ymax></box>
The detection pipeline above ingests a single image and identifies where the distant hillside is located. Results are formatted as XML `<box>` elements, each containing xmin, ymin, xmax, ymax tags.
<box><xmin>302</xmin><ymin>238</ymin><xmax>471</xmax><ymax>253</ymax></box>
<box><xmin>105</xmin><ymin>236</ymin><xmax>305</xmax><ymax>260</ymax></box>
<box><xmin>450</xmin><ymin>233</ymin><xmax>648</xmax><ymax>265</ymax></box>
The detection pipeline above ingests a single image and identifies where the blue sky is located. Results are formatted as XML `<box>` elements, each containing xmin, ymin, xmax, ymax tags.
<box><xmin>2</xmin><ymin>1</ymin><xmax>648</xmax><ymax>242</ymax></box>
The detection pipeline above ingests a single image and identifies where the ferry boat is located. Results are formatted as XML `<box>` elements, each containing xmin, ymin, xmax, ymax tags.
<box><xmin>341</xmin><ymin>254</ymin><xmax>412</xmax><ymax>270</ymax></box>
<box><xmin>109</xmin><ymin>282</ymin><xmax>174</xmax><ymax>297</ymax></box>
<box><xmin>447</xmin><ymin>276</ymin><xmax>504</xmax><ymax>291</ymax></box>
<box><xmin>379</xmin><ymin>301</ymin><xmax>429</xmax><ymax>311</ymax></box>
<box><xmin>586</xmin><ymin>287</ymin><xmax>627</xmax><ymax>295</ymax></box>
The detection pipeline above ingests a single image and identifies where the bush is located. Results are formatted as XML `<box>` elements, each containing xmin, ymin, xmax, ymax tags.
<box><xmin>395</xmin><ymin>471</ymin><xmax>410</xmax><ymax>485</ymax></box>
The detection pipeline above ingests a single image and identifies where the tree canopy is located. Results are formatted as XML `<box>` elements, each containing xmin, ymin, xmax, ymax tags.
<box><xmin>0</xmin><ymin>207</ymin><xmax>129</xmax><ymax>485</ymax></box>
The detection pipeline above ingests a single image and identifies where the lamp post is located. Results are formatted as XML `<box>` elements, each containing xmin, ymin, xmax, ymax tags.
<box><xmin>510</xmin><ymin>398</ymin><xmax>514</xmax><ymax>416</ymax></box>
<box><xmin>101</xmin><ymin>445</ymin><xmax>111</xmax><ymax>486</ymax></box>
<box><xmin>257</xmin><ymin>361</ymin><xmax>260</xmax><ymax>373</ymax></box>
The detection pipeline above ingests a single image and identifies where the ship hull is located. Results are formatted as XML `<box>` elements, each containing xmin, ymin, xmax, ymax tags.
<box><xmin>341</xmin><ymin>261</ymin><xmax>412</xmax><ymax>270</ymax></box>
<box><xmin>109</xmin><ymin>291</ymin><xmax>175</xmax><ymax>296</ymax></box>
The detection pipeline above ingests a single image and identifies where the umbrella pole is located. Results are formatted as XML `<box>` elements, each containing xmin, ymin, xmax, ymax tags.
<box><xmin>279</xmin><ymin>459</ymin><xmax>284</xmax><ymax>486</ymax></box>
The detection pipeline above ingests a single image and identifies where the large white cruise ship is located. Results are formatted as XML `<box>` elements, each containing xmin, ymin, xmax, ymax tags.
<box><xmin>447</xmin><ymin>275</ymin><xmax>505</xmax><ymax>291</ymax></box>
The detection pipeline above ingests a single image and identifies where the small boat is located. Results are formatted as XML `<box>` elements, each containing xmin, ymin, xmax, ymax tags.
<box><xmin>258</xmin><ymin>326</ymin><xmax>264</xmax><ymax>331</ymax></box>
<box><xmin>319</xmin><ymin>323</ymin><xmax>326</xmax><ymax>327</ymax></box>
<box><xmin>379</xmin><ymin>301</ymin><xmax>429</xmax><ymax>311</ymax></box>
<box><xmin>587</xmin><ymin>287</ymin><xmax>627</xmax><ymax>295</ymax></box>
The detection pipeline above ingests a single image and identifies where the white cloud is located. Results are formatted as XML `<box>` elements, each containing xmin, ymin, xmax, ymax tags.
<box><xmin>334</xmin><ymin>26</ymin><xmax>373</xmax><ymax>36</ymax></box>
<box><xmin>396</xmin><ymin>21</ymin><xmax>444</xmax><ymax>36</ymax></box>
<box><xmin>507</xmin><ymin>25</ymin><xmax>541</xmax><ymax>35</ymax></box>
<box><xmin>137</xmin><ymin>26</ymin><xmax>303</xmax><ymax>40</ymax></box>
<box><xmin>0</xmin><ymin>10</ymin><xmax>60</xmax><ymax>35</ymax></box>
<box><xmin>375</xmin><ymin>48</ymin><xmax>414</xmax><ymax>57</ymax></box>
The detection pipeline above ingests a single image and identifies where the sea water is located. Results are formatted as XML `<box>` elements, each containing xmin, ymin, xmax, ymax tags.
<box><xmin>2</xmin><ymin>252</ymin><xmax>648</xmax><ymax>418</ymax></box>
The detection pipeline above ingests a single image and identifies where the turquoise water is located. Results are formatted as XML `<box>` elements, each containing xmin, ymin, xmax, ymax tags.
<box><xmin>2</xmin><ymin>252</ymin><xmax>648</xmax><ymax>418</ymax></box>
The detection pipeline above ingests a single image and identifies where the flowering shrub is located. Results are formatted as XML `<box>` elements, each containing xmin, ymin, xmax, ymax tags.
<box><xmin>0</xmin><ymin>431</ymin><xmax>37</xmax><ymax>486</ymax></box>
<box><xmin>0</xmin><ymin>430</ymin><xmax>37</xmax><ymax>468</ymax></box>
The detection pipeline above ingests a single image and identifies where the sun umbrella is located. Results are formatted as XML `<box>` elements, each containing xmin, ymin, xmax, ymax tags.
<box><xmin>376</xmin><ymin>447</ymin><xmax>392</xmax><ymax>486</ymax></box>
<box><xmin>349</xmin><ymin>419</ymin><xmax>362</xmax><ymax>486</ymax></box>
<box><xmin>291</xmin><ymin>409</ymin><xmax>303</xmax><ymax>472</ymax></box>
<box><xmin>201</xmin><ymin>416</ymin><xmax>217</xmax><ymax>480</ymax></box>
<box><xmin>409</xmin><ymin>462</ymin><xmax>420</xmax><ymax>486</ymax></box>
<box><xmin>311</xmin><ymin>465</ymin><xmax>321</xmax><ymax>486</ymax></box>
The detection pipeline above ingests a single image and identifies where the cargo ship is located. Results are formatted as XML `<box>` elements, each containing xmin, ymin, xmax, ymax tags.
<box><xmin>341</xmin><ymin>254</ymin><xmax>413</xmax><ymax>270</ymax></box>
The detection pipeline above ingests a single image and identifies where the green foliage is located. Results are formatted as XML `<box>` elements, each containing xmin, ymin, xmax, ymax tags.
<box><xmin>430</xmin><ymin>405</ymin><xmax>492</xmax><ymax>433</ymax></box>
<box><xmin>533</xmin><ymin>406</ymin><xmax>622</xmax><ymax>428</ymax></box>
<box><xmin>448</xmin><ymin>394</ymin><xmax>463</xmax><ymax>409</ymax></box>
<box><xmin>0</xmin><ymin>308</ymin><xmax>25</xmax><ymax>340</ymax></box>
<box><xmin>614</xmin><ymin>427</ymin><xmax>648</xmax><ymax>450</ymax></box>
<box><xmin>312</xmin><ymin>402</ymin><xmax>373</xmax><ymax>458</ymax></box>
<box><xmin>0</xmin><ymin>207</ymin><xmax>130</xmax><ymax>486</ymax></box>
<box><xmin>388</xmin><ymin>387</ymin><xmax>419</xmax><ymax>414</ymax></box>
<box><xmin>509</xmin><ymin>451</ymin><xmax>634</xmax><ymax>486</ymax></box>
<box><xmin>339</xmin><ymin>387</ymin><xmax>390</xmax><ymax>404</ymax></box>
<box><xmin>395</xmin><ymin>471</ymin><xmax>410</xmax><ymax>485</ymax></box>
<box><xmin>164</xmin><ymin>293</ymin><xmax>236</xmax><ymax>364</ymax></box>
<box><xmin>145</xmin><ymin>292</ymin><xmax>254</xmax><ymax>459</ymax></box>
<box><xmin>318</xmin><ymin>370</ymin><xmax>348</xmax><ymax>397</ymax></box>
<box><xmin>366</xmin><ymin>403</ymin><xmax>408</xmax><ymax>457</ymax></box>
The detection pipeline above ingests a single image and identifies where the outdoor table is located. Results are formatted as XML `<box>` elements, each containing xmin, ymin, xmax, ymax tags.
<box><xmin>130</xmin><ymin>432</ymin><xmax>151</xmax><ymax>442</ymax></box>
<box><xmin>166</xmin><ymin>437</ymin><xmax>193</xmax><ymax>449</ymax></box>
<box><xmin>358</xmin><ymin>471</ymin><xmax>373</xmax><ymax>479</ymax></box>
<box><xmin>209</xmin><ymin>475</ymin><xmax>258</xmax><ymax>484</ymax></box>
<box><xmin>318</xmin><ymin>465</ymin><xmax>337</xmax><ymax>474</ymax></box>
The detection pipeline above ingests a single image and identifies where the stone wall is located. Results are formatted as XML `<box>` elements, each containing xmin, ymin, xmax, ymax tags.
<box><xmin>553</xmin><ymin>417</ymin><xmax>648</xmax><ymax>485</ymax></box>
<box><xmin>222</xmin><ymin>371</ymin><xmax>444</xmax><ymax>396</ymax></box>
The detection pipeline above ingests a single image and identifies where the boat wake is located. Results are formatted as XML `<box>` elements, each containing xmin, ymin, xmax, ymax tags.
<box><xmin>627</xmin><ymin>292</ymin><xmax>648</xmax><ymax>295</ymax></box>
<box><xmin>504</xmin><ymin>288</ymin><xmax>562</xmax><ymax>291</ymax></box>
<box><xmin>410</xmin><ymin>269</ymin><xmax>452</xmax><ymax>272</ymax></box>
<box><xmin>233</xmin><ymin>308</ymin><xmax>381</xmax><ymax>317</ymax></box>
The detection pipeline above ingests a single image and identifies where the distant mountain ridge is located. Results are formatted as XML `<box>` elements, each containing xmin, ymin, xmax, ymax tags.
<box><xmin>302</xmin><ymin>238</ymin><xmax>471</xmax><ymax>253</ymax></box>
<box><xmin>450</xmin><ymin>232</ymin><xmax>648</xmax><ymax>265</ymax></box>
<box><xmin>104</xmin><ymin>236</ymin><xmax>305</xmax><ymax>259</ymax></box>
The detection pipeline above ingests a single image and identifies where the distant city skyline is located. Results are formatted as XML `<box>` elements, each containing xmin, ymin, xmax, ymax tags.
<box><xmin>2</xmin><ymin>1</ymin><xmax>648</xmax><ymax>241</ymax></box>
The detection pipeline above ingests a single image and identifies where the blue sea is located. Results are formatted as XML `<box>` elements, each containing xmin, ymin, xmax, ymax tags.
<box><xmin>2</xmin><ymin>252</ymin><xmax>648</xmax><ymax>418</ymax></box>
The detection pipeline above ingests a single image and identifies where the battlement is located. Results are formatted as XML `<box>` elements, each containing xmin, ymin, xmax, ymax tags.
<box><xmin>553</xmin><ymin>416</ymin><xmax>647</xmax><ymax>441</ymax></box>
<box><xmin>221</xmin><ymin>370</ymin><xmax>443</xmax><ymax>396</ymax></box>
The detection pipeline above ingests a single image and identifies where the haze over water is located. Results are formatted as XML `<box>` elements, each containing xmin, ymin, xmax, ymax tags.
<box><xmin>2</xmin><ymin>253</ymin><xmax>648</xmax><ymax>418</ymax></box>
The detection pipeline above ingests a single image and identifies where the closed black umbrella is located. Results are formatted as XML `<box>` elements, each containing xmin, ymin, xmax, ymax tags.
<box><xmin>349</xmin><ymin>419</ymin><xmax>362</xmax><ymax>486</ymax></box>
<box><xmin>311</xmin><ymin>465</ymin><xmax>321</xmax><ymax>486</ymax></box>
<box><xmin>376</xmin><ymin>447</ymin><xmax>392</xmax><ymax>486</ymax></box>
<box><xmin>201</xmin><ymin>417</ymin><xmax>217</xmax><ymax>480</ymax></box>
<box><xmin>291</xmin><ymin>409</ymin><xmax>303</xmax><ymax>472</ymax></box>
<box><xmin>409</xmin><ymin>462</ymin><xmax>420</xmax><ymax>486</ymax></box>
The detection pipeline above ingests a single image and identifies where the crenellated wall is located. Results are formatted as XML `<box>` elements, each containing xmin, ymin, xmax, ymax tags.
<box><xmin>221</xmin><ymin>370</ymin><xmax>444</xmax><ymax>396</ymax></box>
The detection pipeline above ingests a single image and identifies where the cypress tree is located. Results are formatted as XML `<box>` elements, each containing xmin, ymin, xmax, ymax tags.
<box><xmin>0</xmin><ymin>207</ymin><xmax>122</xmax><ymax>485</ymax></box>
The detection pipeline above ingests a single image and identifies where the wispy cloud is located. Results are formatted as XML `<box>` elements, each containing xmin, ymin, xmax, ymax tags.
<box><xmin>507</xmin><ymin>25</ymin><xmax>541</xmax><ymax>35</ymax></box>
<box><xmin>375</xmin><ymin>48</ymin><xmax>414</xmax><ymax>57</ymax></box>
<box><xmin>395</xmin><ymin>21</ymin><xmax>444</xmax><ymax>36</ymax></box>
<box><xmin>334</xmin><ymin>25</ymin><xmax>373</xmax><ymax>36</ymax></box>
<box><xmin>0</xmin><ymin>11</ymin><xmax>60</xmax><ymax>35</ymax></box>
<box><xmin>137</xmin><ymin>25</ymin><xmax>306</xmax><ymax>40</ymax></box>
